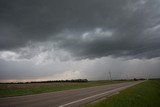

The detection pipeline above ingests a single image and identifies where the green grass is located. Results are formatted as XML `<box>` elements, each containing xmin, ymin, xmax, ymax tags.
<box><xmin>0</xmin><ymin>80</ymin><xmax>127</xmax><ymax>98</ymax></box>
<box><xmin>87</xmin><ymin>80</ymin><xmax>160</xmax><ymax>107</ymax></box>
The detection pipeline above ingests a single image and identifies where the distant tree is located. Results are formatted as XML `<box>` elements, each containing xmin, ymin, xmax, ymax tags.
<box><xmin>134</xmin><ymin>78</ymin><xmax>137</xmax><ymax>81</ymax></box>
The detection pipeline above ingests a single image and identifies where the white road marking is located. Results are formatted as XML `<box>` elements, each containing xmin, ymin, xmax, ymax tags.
<box><xmin>58</xmin><ymin>84</ymin><xmax>132</xmax><ymax>107</ymax></box>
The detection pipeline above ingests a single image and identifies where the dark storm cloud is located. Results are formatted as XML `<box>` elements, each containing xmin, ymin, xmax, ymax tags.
<box><xmin>0</xmin><ymin>0</ymin><xmax>160</xmax><ymax>59</ymax></box>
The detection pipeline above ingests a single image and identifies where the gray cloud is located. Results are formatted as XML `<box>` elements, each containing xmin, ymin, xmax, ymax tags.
<box><xmin>0</xmin><ymin>0</ymin><xmax>160</xmax><ymax>59</ymax></box>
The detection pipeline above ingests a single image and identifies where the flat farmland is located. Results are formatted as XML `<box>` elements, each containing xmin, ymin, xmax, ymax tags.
<box><xmin>0</xmin><ymin>80</ymin><xmax>128</xmax><ymax>97</ymax></box>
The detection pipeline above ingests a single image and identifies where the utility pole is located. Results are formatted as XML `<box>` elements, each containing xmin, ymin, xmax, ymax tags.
<box><xmin>126</xmin><ymin>73</ymin><xmax>129</xmax><ymax>80</ymax></box>
<box><xmin>109</xmin><ymin>70</ymin><xmax>112</xmax><ymax>81</ymax></box>
<box><xmin>145</xmin><ymin>61</ymin><xmax>149</xmax><ymax>80</ymax></box>
<box><xmin>105</xmin><ymin>72</ymin><xmax>108</xmax><ymax>80</ymax></box>
<box><xmin>146</xmin><ymin>71</ymin><xmax>148</xmax><ymax>80</ymax></box>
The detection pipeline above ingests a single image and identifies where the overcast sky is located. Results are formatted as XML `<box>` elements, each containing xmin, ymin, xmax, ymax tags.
<box><xmin>0</xmin><ymin>0</ymin><xmax>160</xmax><ymax>82</ymax></box>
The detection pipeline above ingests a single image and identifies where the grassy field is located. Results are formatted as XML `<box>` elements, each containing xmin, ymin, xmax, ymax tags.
<box><xmin>87</xmin><ymin>80</ymin><xmax>160</xmax><ymax>107</ymax></box>
<box><xmin>0</xmin><ymin>80</ymin><xmax>128</xmax><ymax>98</ymax></box>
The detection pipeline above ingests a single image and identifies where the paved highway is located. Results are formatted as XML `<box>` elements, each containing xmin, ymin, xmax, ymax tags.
<box><xmin>0</xmin><ymin>81</ymin><xmax>143</xmax><ymax>107</ymax></box>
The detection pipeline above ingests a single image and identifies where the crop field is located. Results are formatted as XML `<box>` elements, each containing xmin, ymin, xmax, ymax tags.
<box><xmin>0</xmin><ymin>80</ymin><xmax>128</xmax><ymax>97</ymax></box>
<box><xmin>87</xmin><ymin>80</ymin><xmax>160</xmax><ymax>107</ymax></box>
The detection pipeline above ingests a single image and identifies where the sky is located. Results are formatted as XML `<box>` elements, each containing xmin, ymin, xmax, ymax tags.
<box><xmin>0</xmin><ymin>0</ymin><xmax>160</xmax><ymax>82</ymax></box>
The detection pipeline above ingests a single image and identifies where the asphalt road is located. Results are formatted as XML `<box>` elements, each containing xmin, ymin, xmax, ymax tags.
<box><xmin>0</xmin><ymin>81</ymin><xmax>143</xmax><ymax>107</ymax></box>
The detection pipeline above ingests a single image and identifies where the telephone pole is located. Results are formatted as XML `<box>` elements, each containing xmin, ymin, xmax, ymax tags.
<box><xmin>105</xmin><ymin>72</ymin><xmax>108</xmax><ymax>80</ymax></box>
<box><xmin>109</xmin><ymin>70</ymin><xmax>112</xmax><ymax>81</ymax></box>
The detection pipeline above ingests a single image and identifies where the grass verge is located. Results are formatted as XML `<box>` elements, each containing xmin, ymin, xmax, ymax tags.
<box><xmin>86</xmin><ymin>80</ymin><xmax>160</xmax><ymax>107</ymax></box>
<box><xmin>0</xmin><ymin>80</ymin><xmax>127</xmax><ymax>98</ymax></box>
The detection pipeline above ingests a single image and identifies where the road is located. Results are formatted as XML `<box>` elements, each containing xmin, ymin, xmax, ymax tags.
<box><xmin>0</xmin><ymin>81</ymin><xmax>143</xmax><ymax>107</ymax></box>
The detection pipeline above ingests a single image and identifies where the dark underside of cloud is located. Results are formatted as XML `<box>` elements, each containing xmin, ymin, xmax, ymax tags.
<box><xmin>0</xmin><ymin>0</ymin><xmax>160</xmax><ymax>59</ymax></box>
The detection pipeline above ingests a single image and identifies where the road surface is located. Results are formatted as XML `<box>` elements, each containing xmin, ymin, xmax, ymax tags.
<box><xmin>0</xmin><ymin>81</ymin><xmax>143</xmax><ymax>107</ymax></box>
